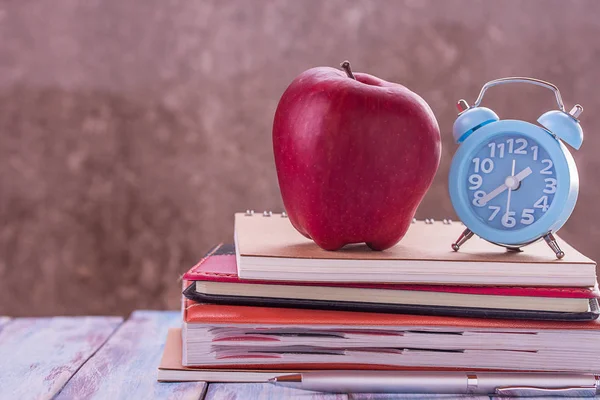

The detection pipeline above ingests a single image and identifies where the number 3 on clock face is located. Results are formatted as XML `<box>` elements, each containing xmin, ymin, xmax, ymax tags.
<box><xmin>449</xmin><ymin>120</ymin><xmax>579</xmax><ymax>247</ymax></box>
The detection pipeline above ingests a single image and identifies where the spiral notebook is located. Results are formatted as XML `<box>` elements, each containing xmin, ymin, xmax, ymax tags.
<box><xmin>182</xmin><ymin>245</ymin><xmax>600</xmax><ymax>320</ymax></box>
<box><xmin>234</xmin><ymin>213</ymin><xmax>596</xmax><ymax>286</ymax></box>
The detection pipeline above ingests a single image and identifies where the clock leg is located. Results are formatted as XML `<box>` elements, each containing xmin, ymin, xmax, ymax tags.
<box><xmin>543</xmin><ymin>232</ymin><xmax>565</xmax><ymax>259</ymax></box>
<box><xmin>452</xmin><ymin>228</ymin><xmax>474</xmax><ymax>251</ymax></box>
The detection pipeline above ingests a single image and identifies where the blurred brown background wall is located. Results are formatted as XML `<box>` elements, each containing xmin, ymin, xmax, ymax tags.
<box><xmin>1</xmin><ymin>0</ymin><xmax>599</xmax><ymax>316</ymax></box>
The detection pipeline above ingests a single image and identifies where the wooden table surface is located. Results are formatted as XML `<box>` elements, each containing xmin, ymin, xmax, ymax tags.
<box><xmin>0</xmin><ymin>311</ymin><xmax>589</xmax><ymax>400</ymax></box>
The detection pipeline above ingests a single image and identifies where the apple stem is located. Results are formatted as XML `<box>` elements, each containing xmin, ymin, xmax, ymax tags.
<box><xmin>340</xmin><ymin>60</ymin><xmax>356</xmax><ymax>80</ymax></box>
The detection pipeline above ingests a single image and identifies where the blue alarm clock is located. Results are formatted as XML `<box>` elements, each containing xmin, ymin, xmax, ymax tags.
<box><xmin>448</xmin><ymin>77</ymin><xmax>583</xmax><ymax>258</ymax></box>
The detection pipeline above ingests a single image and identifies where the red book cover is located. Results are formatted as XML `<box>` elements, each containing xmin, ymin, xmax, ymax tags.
<box><xmin>183</xmin><ymin>297</ymin><xmax>600</xmax><ymax>329</ymax></box>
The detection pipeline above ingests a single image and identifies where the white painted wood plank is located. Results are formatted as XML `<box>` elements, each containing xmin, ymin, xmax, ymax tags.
<box><xmin>0</xmin><ymin>316</ymin><xmax>122</xmax><ymax>400</ymax></box>
<box><xmin>56</xmin><ymin>310</ymin><xmax>207</xmax><ymax>400</ymax></box>
<box><xmin>205</xmin><ymin>383</ymin><xmax>348</xmax><ymax>400</ymax></box>
<box><xmin>0</xmin><ymin>317</ymin><xmax>11</xmax><ymax>332</ymax></box>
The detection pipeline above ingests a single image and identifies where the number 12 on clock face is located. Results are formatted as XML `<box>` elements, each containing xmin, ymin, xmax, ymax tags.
<box><xmin>466</xmin><ymin>134</ymin><xmax>556</xmax><ymax>230</ymax></box>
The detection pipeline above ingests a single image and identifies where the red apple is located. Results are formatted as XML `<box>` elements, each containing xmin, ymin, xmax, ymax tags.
<box><xmin>272</xmin><ymin>62</ymin><xmax>441</xmax><ymax>251</ymax></box>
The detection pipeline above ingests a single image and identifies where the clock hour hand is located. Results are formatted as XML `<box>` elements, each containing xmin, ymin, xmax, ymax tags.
<box><xmin>477</xmin><ymin>183</ymin><xmax>507</xmax><ymax>206</ymax></box>
<box><xmin>477</xmin><ymin>166</ymin><xmax>533</xmax><ymax>206</ymax></box>
<box><xmin>514</xmin><ymin>166</ymin><xmax>533</xmax><ymax>181</ymax></box>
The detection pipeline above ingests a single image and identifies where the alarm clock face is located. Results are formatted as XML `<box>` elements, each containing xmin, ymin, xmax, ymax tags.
<box><xmin>449</xmin><ymin>120</ymin><xmax>579</xmax><ymax>246</ymax></box>
<box><xmin>466</xmin><ymin>134</ymin><xmax>556</xmax><ymax>231</ymax></box>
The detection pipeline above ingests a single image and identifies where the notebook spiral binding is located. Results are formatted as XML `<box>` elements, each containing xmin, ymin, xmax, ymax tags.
<box><xmin>245</xmin><ymin>210</ymin><xmax>287</xmax><ymax>218</ymax></box>
<box><xmin>244</xmin><ymin>210</ymin><xmax>461</xmax><ymax>224</ymax></box>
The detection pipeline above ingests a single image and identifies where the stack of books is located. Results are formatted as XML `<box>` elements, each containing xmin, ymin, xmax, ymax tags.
<box><xmin>158</xmin><ymin>212</ymin><xmax>600</xmax><ymax>382</ymax></box>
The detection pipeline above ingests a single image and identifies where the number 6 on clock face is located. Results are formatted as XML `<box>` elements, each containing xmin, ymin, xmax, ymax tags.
<box><xmin>449</xmin><ymin>119</ymin><xmax>579</xmax><ymax>247</ymax></box>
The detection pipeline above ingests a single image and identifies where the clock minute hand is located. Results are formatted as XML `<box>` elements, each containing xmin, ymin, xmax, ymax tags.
<box><xmin>504</xmin><ymin>159</ymin><xmax>517</xmax><ymax>222</ymax></box>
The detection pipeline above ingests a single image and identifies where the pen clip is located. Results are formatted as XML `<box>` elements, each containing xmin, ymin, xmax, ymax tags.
<box><xmin>495</xmin><ymin>385</ymin><xmax>597</xmax><ymax>397</ymax></box>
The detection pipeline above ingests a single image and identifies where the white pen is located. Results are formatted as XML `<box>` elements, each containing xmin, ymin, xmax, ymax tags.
<box><xmin>269</xmin><ymin>371</ymin><xmax>600</xmax><ymax>397</ymax></box>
